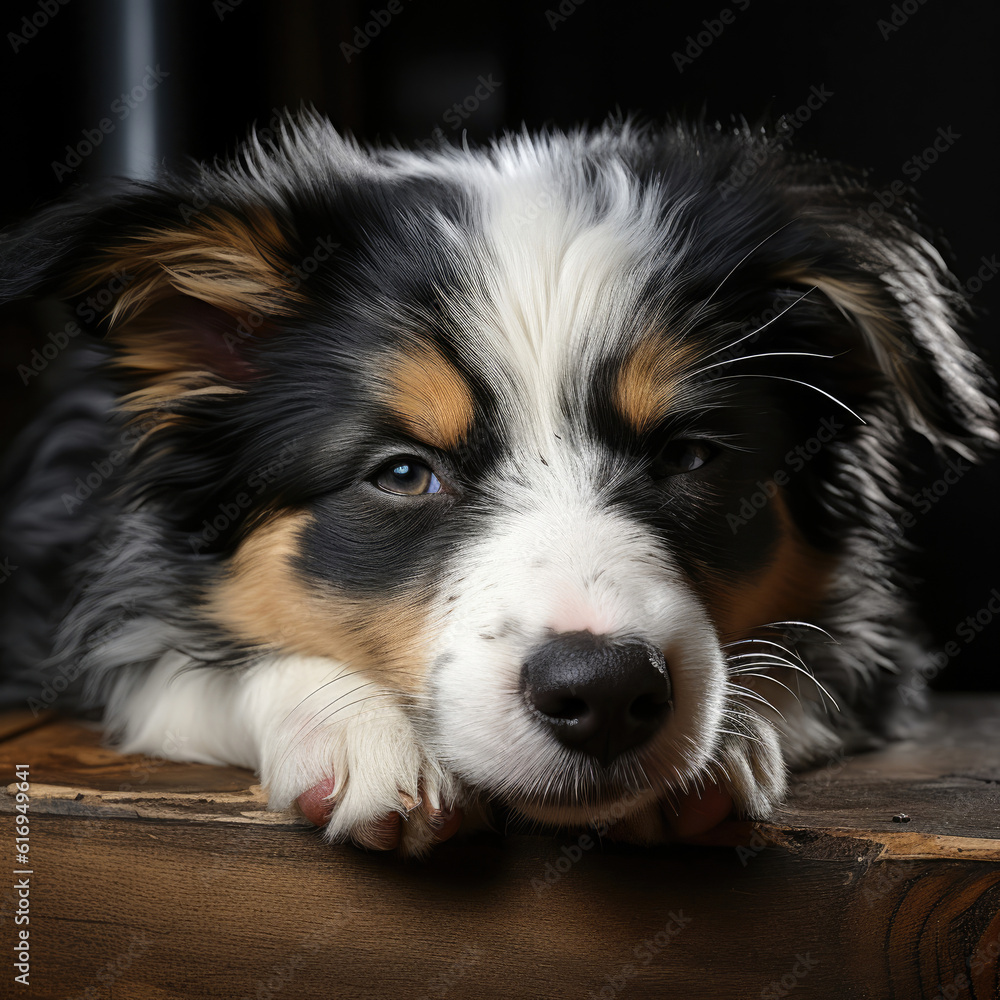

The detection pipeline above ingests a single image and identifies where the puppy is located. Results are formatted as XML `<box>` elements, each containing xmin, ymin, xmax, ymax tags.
<box><xmin>1</xmin><ymin>113</ymin><xmax>995</xmax><ymax>854</ymax></box>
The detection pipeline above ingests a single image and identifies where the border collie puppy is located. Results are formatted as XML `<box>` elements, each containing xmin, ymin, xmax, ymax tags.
<box><xmin>1</xmin><ymin>114</ymin><xmax>995</xmax><ymax>854</ymax></box>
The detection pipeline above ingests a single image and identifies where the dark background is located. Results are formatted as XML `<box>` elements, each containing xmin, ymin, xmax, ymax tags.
<box><xmin>1</xmin><ymin>0</ymin><xmax>997</xmax><ymax>688</ymax></box>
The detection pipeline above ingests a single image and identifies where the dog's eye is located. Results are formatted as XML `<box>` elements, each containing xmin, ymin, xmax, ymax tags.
<box><xmin>651</xmin><ymin>440</ymin><xmax>716</xmax><ymax>477</ymax></box>
<box><xmin>374</xmin><ymin>458</ymin><xmax>443</xmax><ymax>496</ymax></box>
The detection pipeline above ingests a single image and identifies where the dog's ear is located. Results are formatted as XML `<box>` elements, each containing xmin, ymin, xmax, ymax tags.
<box><xmin>0</xmin><ymin>184</ymin><xmax>304</xmax><ymax>411</ymax></box>
<box><xmin>777</xmin><ymin>195</ymin><xmax>998</xmax><ymax>462</ymax></box>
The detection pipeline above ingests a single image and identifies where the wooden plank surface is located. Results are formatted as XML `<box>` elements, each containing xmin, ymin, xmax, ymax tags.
<box><xmin>768</xmin><ymin>695</ymin><xmax>1000</xmax><ymax>840</ymax></box>
<box><xmin>0</xmin><ymin>695</ymin><xmax>998</xmax><ymax>998</ymax></box>
<box><xmin>2</xmin><ymin>696</ymin><xmax>996</xmax><ymax>852</ymax></box>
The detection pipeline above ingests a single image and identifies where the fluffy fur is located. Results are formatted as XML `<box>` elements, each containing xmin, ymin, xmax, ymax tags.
<box><xmin>1</xmin><ymin>113</ymin><xmax>995</xmax><ymax>855</ymax></box>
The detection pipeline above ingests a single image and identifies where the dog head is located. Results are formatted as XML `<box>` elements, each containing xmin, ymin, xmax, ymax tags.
<box><xmin>3</xmin><ymin>114</ymin><xmax>995</xmax><ymax>834</ymax></box>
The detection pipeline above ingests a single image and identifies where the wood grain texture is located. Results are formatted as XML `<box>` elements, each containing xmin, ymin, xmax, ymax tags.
<box><xmin>0</xmin><ymin>695</ymin><xmax>997</xmax><ymax>998</ymax></box>
<box><xmin>767</xmin><ymin>696</ymin><xmax>1000</xmax><ymax>843</ymax></box>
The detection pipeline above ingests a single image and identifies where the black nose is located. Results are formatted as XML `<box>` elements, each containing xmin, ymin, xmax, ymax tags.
<box><xmin>520</xmin><ymin>632</ymin><xmax>673</xmax><ymax>767</ymax></box>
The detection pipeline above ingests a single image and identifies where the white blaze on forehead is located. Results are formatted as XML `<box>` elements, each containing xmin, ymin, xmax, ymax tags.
<box><xmin>438</xmin><ymin>150</ymin><xmax>670</xmax><ymax>443</ymax></box>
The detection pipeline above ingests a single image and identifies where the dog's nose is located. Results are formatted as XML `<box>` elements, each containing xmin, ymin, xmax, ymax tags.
<box><xmin>520</xmin><ymin>632</ymin><xmax>672</xmax><ymax>766</ymax></box>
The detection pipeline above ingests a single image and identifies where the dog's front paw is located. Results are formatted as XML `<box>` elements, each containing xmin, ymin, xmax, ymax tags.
<box><xmin>708</xmin><ymin>705</ymin><xmax>788</xmax><ymax>821</ymax></box>
<box><xmin>294</xmin><ymin>762</ymin><xmax>464</xmax><ymax>855</ymax></box>
<box><xmin>260</xmin><ymin>683</ymin><xmax>465</xmax><ymax>857</ymax></box>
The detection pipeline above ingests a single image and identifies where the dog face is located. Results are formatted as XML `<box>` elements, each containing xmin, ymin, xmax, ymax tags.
<box><xmin>2</xmin><ymin>115</ymin><xmax>995</xmax><ymax>851</ymax></box>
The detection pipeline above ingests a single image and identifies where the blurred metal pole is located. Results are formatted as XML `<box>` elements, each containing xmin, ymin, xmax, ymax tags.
<box><xmin>86</xmin><ymin>0</ymin><xmax>174</xmax><ymax>181</ymax></box>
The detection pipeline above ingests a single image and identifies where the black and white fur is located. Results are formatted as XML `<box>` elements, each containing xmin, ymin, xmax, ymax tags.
<box><xmin>1</xmin><ymin>113</ymin><xmax>995</xmax><ymax>854</ymax></box>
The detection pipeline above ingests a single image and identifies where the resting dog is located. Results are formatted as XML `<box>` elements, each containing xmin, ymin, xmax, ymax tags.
<box><xmin>1</xmin><ymin>114</ymin><xmax>995</xmax><ymax>854</ymax></box>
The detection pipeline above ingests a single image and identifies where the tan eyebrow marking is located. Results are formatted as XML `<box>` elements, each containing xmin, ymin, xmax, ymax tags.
<box><xmin>614</xmin><ymin>334</ymin><xmax>705</xmax><ymax>433</ymax></box>
<box><xmin>379</xmin><ymin>341</ymin><xmax>475</xmax><ymax>450</ymax></box>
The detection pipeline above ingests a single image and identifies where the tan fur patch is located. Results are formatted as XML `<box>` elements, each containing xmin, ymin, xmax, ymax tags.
<box><xmin>379</xmin><ymin>341</ymin><xmax>475</xmax><ymax>450</ymax></box>
<box><xmin>72</xmin><ymin>205</ymin><xmax>298</xmax><ymax>327</ymax></box>
<box><xmin>207</xmin><ymin>512</ymin><xmax>431</xmax><ymax>692</ymax></box>
<box><xmin>707</xmin><ymin>492</ymin><xmax>835</xmax><ymax>640</ymax></box>
<box><xmin>56</xmin><ymin>205</ymin><xmax>304</xmax><ymax>441</ymax></box>
<box><xmin>614</xmin><ymin>334</ymin><xmax>705</xmax><ymax>433</ymax></box>
<box><xmin>777</xmin><ymin>266</ymin><xmax>923</xmax><ymax>412</ymax></box>
<box><xmin>65</xmin><ymin>206</ymin><xmax>300</xmax><ymax>409</ymax></box>
<box><xmin>106</xmin><ymin>309</ymin><xmax>237</xmax><ymax>412</ymax></box>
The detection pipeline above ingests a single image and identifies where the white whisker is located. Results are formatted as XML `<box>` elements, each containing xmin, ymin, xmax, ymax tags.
<box><xmin>728</xmin><ymin>685</ymin><xmax>786</xmax><ymax>720</ymax></box>
<box><xmin>685</xmin><ymin>350</ymin><xmax>835</xmax><ymax>381</ymax></box>
<box><xmin>708</xmin><ymin>373</ymin><xmax>867</xmax><ymax>424</ymax></box>
<box><xmin>729</xmin><ymin>649</ymin><xmax>840</xmax><ymax>712</ymax></box>
<box><xmin>699</xmin><ymin>286</ymin><xmax>816</xmax><ymax>361</ymax></box>
<box><xmin>278</xmin><ymin>667</ymin><xmax>371</xmax><ymax>729</ymax></box>
<box><xmin>729</xmin><ymin>670</ymin><xmax>801</xmax><ymax>703</ymax></box>
<box><xmin>725</xmin><ymin>638</ymin><xmax>801</xmax><ymax>658</ymax></box>
<box><xmin>716</xmin><ymin>727</ymin><xmax>767</xmax><ymax>747</ymax></box>
<box><xmin>680</xmin><ymin>221</ymin><xmax>798</xmax><ymax>335</ymax></box>
<box><xmin>760</xmin><ymin>620</ymin><xmax>839</xmax><ymax>643</ymax></box>
<box><xmin>728</xmin><ymin>652</ymin><xmax>798</xmax><ymax>665</ymax></box>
